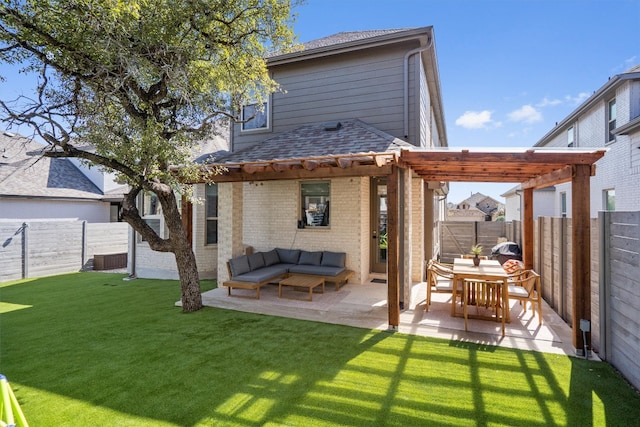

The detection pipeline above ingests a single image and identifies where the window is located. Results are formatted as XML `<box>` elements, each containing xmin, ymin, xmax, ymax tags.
<box><xmin>603</xmin><ymin>189</ymin><xmax>615</xmax><ymax>211</ymax></box>
<box><xmin>241</xmin><ymin>102</ymin><xmax>268</xmax><ymax>131</ymax></box>
<box><xmin>138</xmin><ymin>191</ymin><xmax>181</xmax><ymax>242</ymax></box>
<box><xmin>567</xmin><ymin>126</ymin><xmax>574</xmax><ymax>147</ymax></box>
<box><xmin>608</xmin><ymin>98</ymin><xmax>617</xmax><ymax>143</ymax></box>
<box><xmin>205</xmin><ymin>184</ymin><xmax>218</xmax><ymax>244</ymax></box>
<box><xmin>301</xmin><ymin>181</ymin><xmax>330</xmax><ymax>227</ymax></box>
<box><xmin>560</xmin><ymin>192</ymin><xmax>567</xmax><ymax>218</ymax></box>
<box><xmin>141</xmin><ymin>192</ymin><xmax>161</xmax><ymax>241</ymax></box>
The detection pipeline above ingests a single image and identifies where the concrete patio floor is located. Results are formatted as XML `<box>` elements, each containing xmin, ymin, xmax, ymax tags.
<box><xmin>200</xmin><ymin>277</ymin><xmax>594</xmax><ymax>359</ymax></box>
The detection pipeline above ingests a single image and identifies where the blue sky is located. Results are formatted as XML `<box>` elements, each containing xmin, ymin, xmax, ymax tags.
<box><xmin>293</xmin><ymin>0</ymin><xmax>640</xmax><ymax>203</ymax></box>
<box><xmin>2</xmin><ymin>0</ymin><xmax>639</xmax><ymax>203</ymax></box>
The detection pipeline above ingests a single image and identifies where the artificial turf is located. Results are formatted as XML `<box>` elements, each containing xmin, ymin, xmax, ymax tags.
<box><xmin>1</xmin><ymin>272</ymin><xmax>639</xmax><ymax>426</ymax></box>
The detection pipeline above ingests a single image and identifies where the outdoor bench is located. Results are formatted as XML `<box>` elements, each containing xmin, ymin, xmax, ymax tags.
<box><xmin>223</xmin><ymin>248</ymin><xmax>354</xmax><ymax>299</ymax></box>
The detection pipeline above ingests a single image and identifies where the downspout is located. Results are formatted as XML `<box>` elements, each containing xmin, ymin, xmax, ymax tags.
<box><xmin>403</xmin><ymin>37</ymin><xmax>433</xmax><ymax>139</ymax></box>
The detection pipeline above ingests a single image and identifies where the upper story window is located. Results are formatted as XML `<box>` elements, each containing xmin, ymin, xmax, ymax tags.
<box><xmin>301</xmin><ymin>181</ymin><xmax>330</xmax><ymax>227</ymax></box>
<box><xmin>205</xmin><ymin>184</ymin><xmax>218</xmax><ymax>245</ymax></box>
<box><xmin>607</xmin><ymin>98</ymin><xmax>617</xmax><ymax>143</ymax></box>
<box><xmin>567</xmin><ymin>126</ymin><xmax>574</xmax><ymax>147</ymax></box>
<box><xmin>603</xmin><ymin>189</ymin><xmax>615</xmax><ymax>211</ymax></box>
<box><xmin>241</xmin><ymin>101</ymin><xmax>268</xmax><ymax>131</ymax></box>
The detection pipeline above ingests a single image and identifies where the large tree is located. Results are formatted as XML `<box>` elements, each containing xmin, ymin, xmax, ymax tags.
<box><xmin>0</xmin><ymin>0</ymin><xmax>298</xmax><ymax>312</ymax></box>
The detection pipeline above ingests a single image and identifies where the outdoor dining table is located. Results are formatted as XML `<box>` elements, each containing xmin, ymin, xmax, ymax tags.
<box><xmin>452</xmin><ymin>258</ymin><xmax>510</xmax><ymax>336</ymax></box>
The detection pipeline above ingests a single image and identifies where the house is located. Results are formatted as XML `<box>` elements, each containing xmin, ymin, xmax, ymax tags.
<box><xmin>501</xmin><ymin>186</ymin><xmax>555</xmax><ymax>222</ymax></box>
<box><xmin>532</xmin><ymin>64</ymin><xmax>640</xmax><ymax>218</ymax></box>
<box><xmin>130</xmin><ymin>27</ymin><xmax>450</xmax><ymax>301</ymax></box>
<box><xmin>129</xmin><ymin>26</ymin><xmax>606</xmax><ymax>346</ymax></box>
<box><xmin>447</xmin><ymin>192</ymin><xmax>503</xmax><ymax>221</ymax></box>
<box><xmin>0</xmin><ymin>131</ymin><xmax>125</xmax><ymax>222</ymax></box>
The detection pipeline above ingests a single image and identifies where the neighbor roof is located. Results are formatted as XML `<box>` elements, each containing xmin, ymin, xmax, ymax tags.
<box><xmin>0</xmin><ymin>132</ymin><xmax>103</xmax><ymax>199</ymax></box>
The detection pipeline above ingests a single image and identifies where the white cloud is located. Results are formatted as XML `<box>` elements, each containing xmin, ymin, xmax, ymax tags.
<box><xmin>455</xmin><ymin>110</ymin><xmax>494</xmax><ymax>129</ymax></box>
<box><xmin>565</xmin><ymin>92</ymin><xmax>589</xmax><ymax>106</ymax></box>
<box><xmin>508</xmin><ymin>105</ymin><xmax>542</xmax><ymax>124</ymax></box>
<box><xmin>536</xmin><ymin>97</ymin><xmax>562</xmax><ymax>108</ymax></box>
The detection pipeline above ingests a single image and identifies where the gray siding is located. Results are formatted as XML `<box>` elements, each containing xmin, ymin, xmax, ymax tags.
<box><xmin>233</xmin><ymin>41</ymin><xmax>421</xmax><ymax>152</ymax></box>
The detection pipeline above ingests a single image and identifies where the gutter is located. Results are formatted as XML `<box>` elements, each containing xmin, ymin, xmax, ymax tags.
<box><xmin>403</xmin><ymin>38</ymin><xmax>433</xmax><ymax>138</ymax></box>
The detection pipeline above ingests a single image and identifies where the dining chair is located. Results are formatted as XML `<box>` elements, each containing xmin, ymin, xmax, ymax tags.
<box><xmin>463</xmin><ymin>278</ymin><xmax>506</xmax><ymax>335</ymax></box>
<box><xmin>460</xmin><ymin>254</ymin><xmax>488</xmax><ymax>260</ymax></box>
<box><xmin>507</xmin><ymin>270</ymin><xmax>543</xmax><ymax>324</ymax></box>
<box><xmin>425</xmin><ymin>260</ymin><xmax>458</xmax><ymax>312</ymax></box>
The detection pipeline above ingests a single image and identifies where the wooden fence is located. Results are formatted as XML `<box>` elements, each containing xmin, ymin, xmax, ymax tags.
<box><xmin>439</xmin><ymin>221</ymin><xmax>521</xmax><ymax>263</ymax></box>
<box><xmin>598</xmin><ymin>211</ymin><xmax>640</xmax><ymax>391</ymax></box>
<box><xmin>0</xmin><ymin>220</ymin><xmax>129</xmax><ymax>283</ymax></box>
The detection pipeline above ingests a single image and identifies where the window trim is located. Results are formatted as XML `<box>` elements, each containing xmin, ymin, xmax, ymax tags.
<box><xmin>567</xmin><ymin>126</ymin><xmax>574</xmax><ymax>147</ymax></box>
<box><xmin>205</xmin><ymin>184</ymin><xmax>219</xmax><ymax>245</ymax></box>
<box><xmin>139</xmin><ymin>192</ymin><xmax>162</xmax><ymax>242</ymax></box>
<box><xmin>137</xmin><ymin>191</ymin><xmax>181</xmax><ymax>243</ymax></box>
<box><xmin>603</xmin><ymin>188</ymin><xmax>615</xmax><ymax>211</ymax></box>
<box><xmin>300</xmin><ymin>180</ymin><xmax>331</xmax><ymax>228</ymax></box>
<box><xmin>607</xmin><ymin>98</ymin><xmax>617</xmax><ymax>144</ymax></box>
<box><xmin>240</xmin><ymin>98</ymin><xmax>270</xmax><ymax>132</ymax></box>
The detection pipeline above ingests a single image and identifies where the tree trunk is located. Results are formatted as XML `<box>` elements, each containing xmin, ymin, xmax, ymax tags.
<box><xmin>159</xmin><ymin>190</ymin><xmax>203</xmax><ymax>312</ymax></box>
<box><xmin>173</xmin><ymin>235</ymin><xmax>203</xmax><ymax>312</ymax></box>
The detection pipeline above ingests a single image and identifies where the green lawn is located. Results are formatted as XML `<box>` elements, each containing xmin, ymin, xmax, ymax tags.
<box><xmin>1</xmin><ymin>273</ymin><xmax>639</xmax><ymax>426</ymax></box>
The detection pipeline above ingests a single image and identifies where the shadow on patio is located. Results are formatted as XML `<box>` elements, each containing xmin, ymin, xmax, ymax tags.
<box><xmin>201</xmin><ymin>278</ymin><xmax>589</xmax><ymax>358</ymax></box>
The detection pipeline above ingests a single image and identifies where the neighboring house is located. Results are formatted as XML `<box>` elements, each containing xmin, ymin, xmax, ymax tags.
<box><xmin>130</xmin><ymin>27</ymin><xmax>450</xmax><ymax>302</ymax></box>
<box><xmin>502</xmin><ymin>186</ymin><xmax>556</xmax><ymax>222</ymax></box>
<box><xmin>0</xmin><ymin>131</ymin><xmax>125</xmax><ymax>222</ymax></box>
<box><xmin>447</xmin><ymin>192</ymin><xmax>503</xmax><ymax>221</ymax></box>
<box><xmin>533</xmin><ymin>64</ymin><xmax>640</xmax><ymax>218</ymax></box>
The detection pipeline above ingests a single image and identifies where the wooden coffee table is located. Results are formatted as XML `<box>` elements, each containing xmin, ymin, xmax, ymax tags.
<box><xmin>278</xmin><ymin>275</ymin><xmax>325</xmax><ymax>301</ymax></box>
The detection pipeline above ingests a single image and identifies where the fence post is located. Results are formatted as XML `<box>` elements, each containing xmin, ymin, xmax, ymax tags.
<box><xmin>81</xmin><ymin>220</ymin><xmax>87</xmax><ymax>270</ymax></box>
<box><xmin>598</xmin><ymin>211</ymin><xmax>611</xmax><ymax>361</ymax></box>
<box><xmin>21</xmin><ymin>222</ymin><xmax>29</xmax><ymax>279</ymax></box>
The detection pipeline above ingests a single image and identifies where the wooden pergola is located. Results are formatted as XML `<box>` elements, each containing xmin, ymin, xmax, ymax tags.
<box><xmin>398</xmin><ymin>148</ymin><xmax>606</xmax><ymax>353</ymax></box>
<box><xmin>204</xmin><ymin>147</ymin><xmax>606</xmax><ymax>354</ymax></box>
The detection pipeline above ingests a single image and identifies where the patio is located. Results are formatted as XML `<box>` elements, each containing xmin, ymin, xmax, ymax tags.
<box><xmin>200</xmin><ymin>276</ymin><xmax>586</xmax><ymax>358</ymax></box>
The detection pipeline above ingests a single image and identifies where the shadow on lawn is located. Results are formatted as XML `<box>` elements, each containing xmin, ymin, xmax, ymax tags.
<box><xmin>2</xmin><ymin>273</ymin><xmax>640</xmax><ymax>426</ymax></box>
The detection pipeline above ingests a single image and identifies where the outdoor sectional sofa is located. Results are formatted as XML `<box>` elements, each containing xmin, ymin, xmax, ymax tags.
<box><xmin>223</xmin><ymin>248</ymin><xmax>354</xmax><ymax>299</ymax></box>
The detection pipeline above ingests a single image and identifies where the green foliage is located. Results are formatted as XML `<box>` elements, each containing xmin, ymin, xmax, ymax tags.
<box><xmin>2</xmin><ymin>273</ymin><xmax>640</xmax><ymax>426</ymax></box>
<box><xmin>0</xmin><ymin>0</ymin><xmax>299</xmax><ymax>189</ymax></box>
<box><xmin>379</xmin><ymin>232</ymin><xmax>388</xmax><ymax>249</ymax></box>
<box><xmin>470</xmin><ymin>244</ymin><xmax>483</xmax><ymax>255</ymax></box>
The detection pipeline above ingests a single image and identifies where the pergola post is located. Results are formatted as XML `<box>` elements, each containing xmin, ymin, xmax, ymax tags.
<box><xmin>572</xmin><ymin>164</ymin><xmax>592</xmax><ymax>355</ymax></box>
<box><xmin>522</xmin><ymin>187</ymin><xmax>534</xmax><ymax>270</ymax></box>
<box><xmin>387</xmin><ymin>165</ymin><xmax>400</xmax><ymax>329</ymax></box>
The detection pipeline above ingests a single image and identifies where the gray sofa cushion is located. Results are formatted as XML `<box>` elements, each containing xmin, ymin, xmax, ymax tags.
<box><xmin>276</xmin><ymin>248</ymin><xmax>300</xmax><ymax>264</ymax></box>
<box><xmin>229</xmin><ymin>255</ymin><xmax>251</xmax><ymax>277</ymax></box>
<box><xmin>247</xmin><ymin>253</ymin><xmax>265</xmax><ymax>270</ymax></box>
<box><xmin>288</xmin><ymin>265</ymin><xmax>346</xmax><ymax>277</ymax></box>
<box><xmin>263</xmin><ymin>249</ymin><xmax>280</xmax><ymax>266</ymax></box>
<box><xmin>233</xmin><ymin>265</ymin><xmax>289</xmax><ymax>283</ymax></box>
<box><xmin>321</xmin><ymin>251</ymin><xmax>345</xmax><ymax>268</ymax></box>
<box><xmin>299</xmin><ymin>250</ymin><xmax>323</xmax><ymax>266</ymax></box>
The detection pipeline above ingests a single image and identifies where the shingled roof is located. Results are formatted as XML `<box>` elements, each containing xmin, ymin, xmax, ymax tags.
<box><xmin>213</xmin><ymin>119</ymin><xmax>415</xmax><ymax>165</ymax></box>
<box><xmin>0</xmin><ymin>132</ymin><xmax>103</xmax><ymax>199</ymax></box>
<box><xmin>301</xmin><ymin>29</ymin><xmax>414</xmax><ymax>51</ymax></box>
<box><xmin>201</xmin><ymin>119</ymin><xmax>416</xmax><ymax>180</ymax></box>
